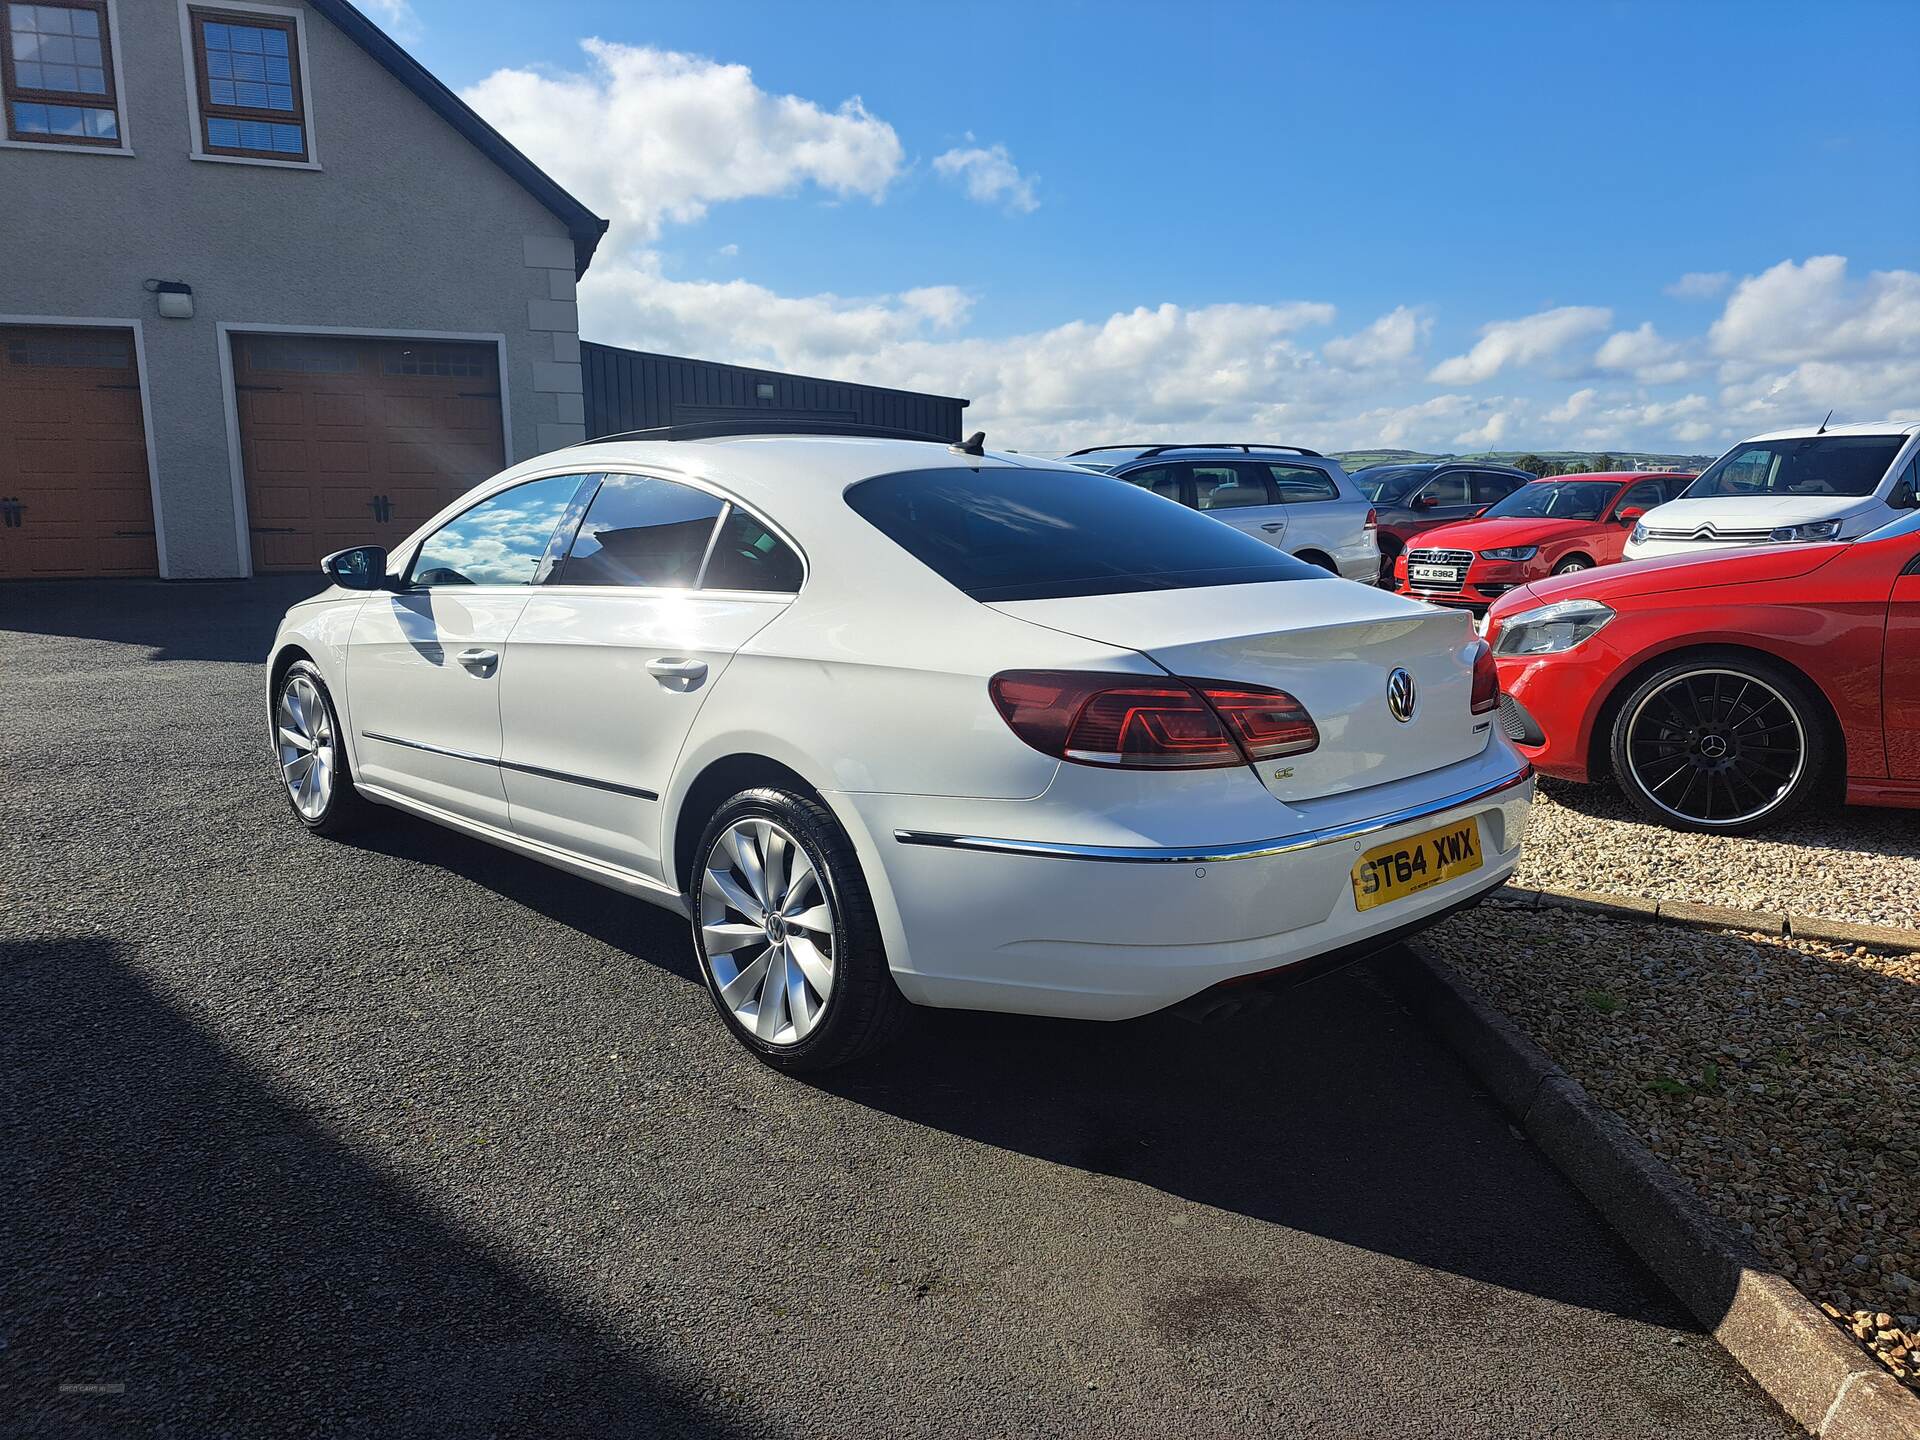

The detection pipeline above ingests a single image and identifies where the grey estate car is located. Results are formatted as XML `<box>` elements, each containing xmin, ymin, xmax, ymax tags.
<box><xmin>1064</xmin><ymin>443</ymin><xmax>1381</xmax><ymax>582</ymax></box>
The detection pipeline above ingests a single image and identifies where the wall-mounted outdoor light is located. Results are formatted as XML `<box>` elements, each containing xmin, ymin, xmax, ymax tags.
<box><xmin>144</xmin><ymin>278</ymin><xmax>194</xmax><ymax>320</ymax></box>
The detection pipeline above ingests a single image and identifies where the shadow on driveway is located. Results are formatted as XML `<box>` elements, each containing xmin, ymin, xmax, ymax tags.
<box><xmin>0</xmin><ymin>934</ymin><xmax>753</xmax><ymax>1439</ymax></box>
<box><xmin>0</xmin><ymin>577</ymin><xmax>322</xmax><ymax>664</ymax></box>
<box><xmin>355</xmin><ymin>809</ymin><xmax>1684</xmax><ymax>1330</ymax></box>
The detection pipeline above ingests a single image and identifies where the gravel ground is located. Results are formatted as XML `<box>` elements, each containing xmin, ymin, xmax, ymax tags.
<box><xmin>1515</xmin><ymin>779</ymin><xmax>1920</xmax><ymax>928</ymax></box>
<box><xmin>0</xmin><ymin>578</ymin><xmax>1798</xmax><ymax>1438</ymax></box>
<box><xmin>1428</xmin><ymin>904</ymin><xmax>1920</xmax><ymax>1393</ymax></box>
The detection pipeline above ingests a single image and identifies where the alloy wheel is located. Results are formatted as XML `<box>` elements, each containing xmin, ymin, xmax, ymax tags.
<box><xmin>276</xmin><ymin>674</ymin><xmax>336</xmax><ymax>820</ymax></box>
<box><xmin>1623</xmin><ymin>668</ymin><xmax>1805</xmax><ymax>827</ymax></box>
<box><xmin>699</xmin><ymin>819</ymin><xmax>836</xmax><ymax>1046</ymax></box>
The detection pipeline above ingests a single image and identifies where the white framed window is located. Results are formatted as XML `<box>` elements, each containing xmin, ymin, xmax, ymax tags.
<box><xmin>176</xmin><ymin>0</ymin><xmax>318</xmax><ymax>168</ymax></box>
<box><xmin>0</xmin><ymin>0</ymin><xmax>132</xmax><ymax>153</ymax></box>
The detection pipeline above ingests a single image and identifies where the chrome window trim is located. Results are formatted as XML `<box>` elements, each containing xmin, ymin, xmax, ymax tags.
<box><xmin>388</xmin><ymin>459</ymin><xmax>811</xmax><ymax>596</ymax></box>
<box><xmin>892</xmin><ymin>764</ymin><xmax>1532</xmax><ymax>864</ymax></box>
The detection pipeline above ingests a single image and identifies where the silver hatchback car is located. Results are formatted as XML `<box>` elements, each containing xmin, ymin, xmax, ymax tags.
<box><xmin>1065</xmin><ymin>443</ymin><xmax>1381</xmax><ymax>582</ymax></box>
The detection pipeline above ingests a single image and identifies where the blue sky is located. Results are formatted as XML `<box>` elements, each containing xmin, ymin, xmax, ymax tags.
<box><xmin>377</xmin><ymin>0</ymin><xmax>1920</xmax><ymax>455</ymax></box>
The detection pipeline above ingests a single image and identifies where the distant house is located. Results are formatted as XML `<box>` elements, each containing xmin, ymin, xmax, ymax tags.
<box><xmin>0</xmin><ymin>0</ymin><xmax>607</xmax><ymax>579</ymax></box>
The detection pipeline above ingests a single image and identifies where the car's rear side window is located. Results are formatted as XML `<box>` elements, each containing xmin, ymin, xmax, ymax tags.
<box><xmin>844</xmin><ymin>466</ymin><xmax>1318</xmax><ymax>602</ymax></box>
<box><xmin>702</xmin><ymin>506</ymin><xmax>804</xmax><ymax>593</ymax></box>
<box><xmin>1267</xmin><ymin>463</ymin><xmax>1340</xmax><ymax>503</ymax></box>
<box><xmin>556</xmin><ymin>473</ymin><xmax>724</xmax><ymax>588</ymax></box>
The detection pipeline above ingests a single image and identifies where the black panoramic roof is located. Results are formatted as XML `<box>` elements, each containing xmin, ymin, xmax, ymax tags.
<box><xmin>309</xmin><ymin>0</ymin><xmax>609</xmax><ymax>277</ymax></box>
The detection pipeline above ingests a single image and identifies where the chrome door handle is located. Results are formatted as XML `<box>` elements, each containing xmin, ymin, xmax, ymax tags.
<box><xmin>1260</xmin><ymin>522</ymin><xmax>1285</xmax><ymax>533</ymax></box>
<box><xmin>646</xmin><ymin>656</ymin><xmax>709</xmax><ymax>686</ymax></box>
<box><xmin>457</xmin><ymin>648</ymin><xmax>499</xmax><ymax>675</ymax></box>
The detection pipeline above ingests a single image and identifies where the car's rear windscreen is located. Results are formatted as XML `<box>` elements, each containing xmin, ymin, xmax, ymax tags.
<box><xmin>844</xmin><ymin>466</ymin><xmax>1319</xmax><ymax>602</ymax></box>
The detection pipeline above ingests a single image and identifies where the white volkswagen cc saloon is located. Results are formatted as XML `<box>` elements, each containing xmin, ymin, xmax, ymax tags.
<box><xmin>267</xmin><ymin>423</ymin><xmax>1534</xmax><ymax>1071</ymax></box>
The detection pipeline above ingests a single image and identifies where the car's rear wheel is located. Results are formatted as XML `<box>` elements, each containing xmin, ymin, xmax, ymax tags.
<box><xmin>692</xmin><ymin>787</ymin><xmax>908</xmax><ymax>1072</ymax></box>
<box><xmin>1552</xmin><ymin>555</ymin><xmax>1592</xmax><ymax>576</ymax></box>
<box><xmin>1608</xmin><ymin>656</ymin><xmax>1825</xmax><ymax>833</ymax></box>
<box><xmin>274</xmin><ymin>661</ymin><xmax>372</xmax><ymax>835</ymax></box>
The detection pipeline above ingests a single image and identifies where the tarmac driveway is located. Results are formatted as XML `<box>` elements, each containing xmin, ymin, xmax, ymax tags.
<box><xmin>1</xmin><ymin>578</ymin><xmax>1795</xmax><ymax>1437</ymax></box>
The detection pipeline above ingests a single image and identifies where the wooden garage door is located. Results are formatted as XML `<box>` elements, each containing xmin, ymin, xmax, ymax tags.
<box><xmin>235</xmin><ymin>335</ymin><xmax>506</xmax><ymax>573</ymax></box>
<box><xmin>0</xmin><ymin>326</ymin><xmax>156</xmax><ymax>579</ymax></box>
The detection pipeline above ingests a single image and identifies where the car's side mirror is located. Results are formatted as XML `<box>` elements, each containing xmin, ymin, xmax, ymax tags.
<box><xmin>321</xmin><ymin>545</ymin><xmax>394</xmax><ymax>591</ymax></box>
<box><xmin>1411</xmin><ymin>494</ymin><xmax>1438</xmax><ymax>510</ymax></box>
<box><xmin>1616</xmin><ymin>506</ymin><xmax>1647</xmax><ymax>526</ymax></box>
<box><xmin>1890</xmin><ymin>481</ymin><xmax>1917</xmax><ymax>510</ymax></box>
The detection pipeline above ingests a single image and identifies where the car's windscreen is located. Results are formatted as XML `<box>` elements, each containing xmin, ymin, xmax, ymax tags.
<box><xmin>1482</xmin><ymin>481</ymin><xmax>1618</xmax><ymax>521</ymax></box>
<box><xmin>844</xmin><ymin>466</ymin><xmax>1319</xmax><ymax>602</ymax></box>
<box><xmin>1352</xmin><ymin>465</ymin><xmax>1428</xmax><ymax>503</ymax></box>
<box><xmin>1683</xmin><ymin>436</ymin><xmax>1906</xmax><ymax>499</ymax></box>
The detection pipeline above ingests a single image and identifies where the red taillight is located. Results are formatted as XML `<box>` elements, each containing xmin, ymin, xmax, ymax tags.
<box><xmin>1200</xmin><ymin>685</ymin><xmax>1321</xmax><ymax>762</ymax></box>
<box><xmin>989</xmin><ymin>671</ymin><xmax>1318</xmax><ymax>770</ymax></box>
<box><xmin>1470</xmin><ymin>641</ymin><xmax>1499</xmax><ymax>714</ymax></box>
<box><xmin>1364</xmin><ymin>507</ymin><xmax>1378</xmax><ymax>534</ymax></box>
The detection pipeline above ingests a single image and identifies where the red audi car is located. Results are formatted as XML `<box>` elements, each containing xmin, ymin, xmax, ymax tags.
<box><xmin>1484</xmin><ymin>514</ymin><xmax>1920</xmax><ymax>833</ymax></box>
<box><xmin>1394</xmin><ymin>472</ymin><xmax>1693</xmax><ymax>610</ymax></box>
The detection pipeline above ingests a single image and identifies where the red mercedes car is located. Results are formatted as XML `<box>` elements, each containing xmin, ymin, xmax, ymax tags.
<box><xmin>1395</xmin><ymin>472</ymin><xmax>1693</xmax><ymax>610</ymax></box>
<box><xmin>1484</xmin><ymin>515</ymin><xmax>1920</xmax><ymax>833</ymax></box>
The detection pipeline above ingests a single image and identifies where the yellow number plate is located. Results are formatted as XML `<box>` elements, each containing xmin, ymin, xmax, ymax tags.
<box><xmin>1351</xmin><ymin>817</ymin><xmax>1482</xmax><ymax>912</ymax></box>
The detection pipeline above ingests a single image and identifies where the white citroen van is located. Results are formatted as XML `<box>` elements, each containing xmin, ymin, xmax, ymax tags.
<box><xmin>1624</xmin><ymin>421</ymin><xmax>1920</xmax><ymax>560</ymax></box>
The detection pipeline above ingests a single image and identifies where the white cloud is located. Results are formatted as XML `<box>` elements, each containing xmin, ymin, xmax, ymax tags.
<box><xmin>361</xmin><ymin>0</ymin><xmax>420</xmax><ymax>42</ymax></box>
<box><xmin>1666</xmin><ymin>271</ymin><xmax>1731</xmax><ymax>301</ymax></box>
<box><xmin>462</xmin><ymin>35</ymin><xmax>1902</xmax><ymax>457</ymax></box>
<box><xmin>1703</xmin><ymin>256</ymin><xmax>1920</xmax><ymax>430</ymax></box>
<box><xmin>1594</xmin><ymin>322</ymin><xmax>1693</xmax><ymax>384</ymax></box>
<box><xmin>580</xmin><ymin>253</ymin><xmax>1368</xmax><ymax>450</ymax></box>
<box><xmin>1546</xmin><ymin>387</ymin><xmax>1597</xmax><ymax>423</ymax></box>
<box><xmin>1323</xmin><ymin>306</ymin><xmax>1428</xmax><ymax>369</ymax></box>
<box><xmin>1428</xmin><ymin>305</ymin><xmax>1612</xmax><ymax>385</ymax></box>
<box><xmin>461</xmin><ymin>40</ymin><xmax>904</xmax><ymax>239</ymax></box>
<box><xmin>931</xmin><ymin>143</ymin><xmax>1039</xmax><ymax>214</ymax></box>
<box><xmin>1709</xmin><ymin>255</ymin><xmax>1920</xmax><ymax>366</ymax></box>
<box><xmin>1453</xmin><ymin>409</ymin><xmax>1515</xmax><ymax>449</ymax></box>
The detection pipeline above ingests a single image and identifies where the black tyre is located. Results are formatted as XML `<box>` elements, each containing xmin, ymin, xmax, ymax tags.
<box><xmin>1551</xmin><ymin>555</ymin><xmax>1592</xmax><ymax>576</ymax></box>
<box><xmin>273</xmin><ymin>660</ymin><xmax>374</xmax><ymax>836</ymax></box>
<box><xmin>1297</xmin><ymin>550</ymin><xmax>1339</xmax><ymax>574</ymax></box>
<box><xmin>1608</xmin><ymin>654</ymin><xmax>1827</xmax><ymax>834</ymax></box>
<box><xmin>690</xmin><ymin>787</ymin><xmax>910</xmax><ymax>1072</ymax></box>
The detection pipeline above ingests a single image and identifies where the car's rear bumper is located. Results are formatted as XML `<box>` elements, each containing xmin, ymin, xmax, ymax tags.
<box><xmin>831</xmin><ymin>750</ymin><xmax>1533</xmax><ymax>1020</ymax></box>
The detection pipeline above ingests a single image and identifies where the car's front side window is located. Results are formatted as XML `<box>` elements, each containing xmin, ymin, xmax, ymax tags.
<box><xmin>553</xmin><ymin>473</ymin><xmax>725</xmax><ymax>588</ymax></box>
<box><xmin>410</xmin><ymin>474</ymin><xmax>588</xmax><ymax>588</ymax></box>
<box><xmin>1617</xmin><ymin>479</ymin><xmax>1669</xmax><ymax>514</ymax></box>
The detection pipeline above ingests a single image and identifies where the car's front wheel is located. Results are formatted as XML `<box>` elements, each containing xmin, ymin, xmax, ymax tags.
<box><xmin>691</xmin><ymin>787</ymin><xmax>908</xmax><ymax>1072</ymax></box>
<box><xmin>274</xmin><ymin>660</ymin><xmax>372</xmax><ymax>835</ymax></box>
<box><xmin>1608</xmin><ymin>655</ymin><xmax>1826</xmax><ymax>833</ymax></box>
<box><xmin>1551</xmin><ymin>555</ymin><xmax>1591</xmax><ymax>576</ymax></box>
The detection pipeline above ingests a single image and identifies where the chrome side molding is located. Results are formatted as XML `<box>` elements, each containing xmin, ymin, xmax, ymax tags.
<box><xmin>892</xmin><ymin>764</ymin><xmax>1533</xmax><ymax>865</ymax></box>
